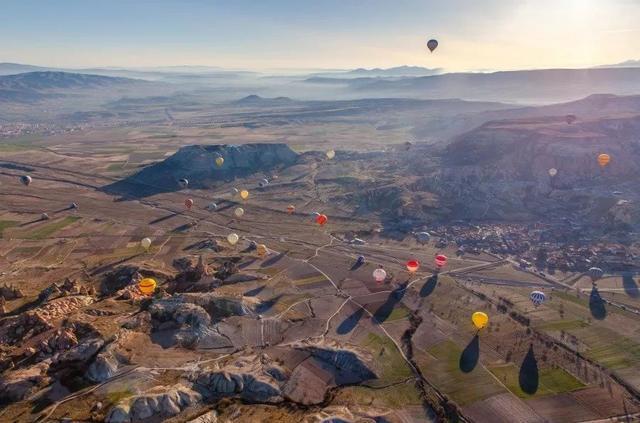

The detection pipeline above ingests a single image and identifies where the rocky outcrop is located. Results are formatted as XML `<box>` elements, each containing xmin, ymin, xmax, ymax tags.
<box><xmin>0</xmin><ymin>360</ymin><xmax>51</xmax><ymax>403</ymax></box>
<box><xmin>105</xmin><ymin>384</ymin><xmax>201</xmax><ymax>422</ymax></box>
<box><xmin>105</xmin><ymin>143</ymin><xmax>299</xmax><ymax>197</ymax></box>
<box><xmin>0</xmin><ymin>283</ymin><xmax>24</xmax><ymax>300</ymax></box>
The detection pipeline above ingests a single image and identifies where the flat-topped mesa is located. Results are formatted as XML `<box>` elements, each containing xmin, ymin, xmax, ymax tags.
<box><xmin>105</xmin><ymin>143</ymin><xmax>299</xmax><ymax>197</ymax></box>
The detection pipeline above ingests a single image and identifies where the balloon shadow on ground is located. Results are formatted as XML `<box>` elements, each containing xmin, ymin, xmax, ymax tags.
<box><xmin>420</xmin><ymin>275</ymin><xmax>438</xmax><ymax>297</ymax></box>
<box><xmin>519</xmin><ymin>344</ymin><xmax>539</xmax><ymax>395</ymax></box>
<box><xmin>244</xmin><ymin>285</ymin><xmax>266</xmax><ymax>297</ymax></box>
<box><xmin>622</xmin><ymin>272</ymin><xmax>640</xmax><ymax>298</ymax></box>
<box><xmin>261</xmin><ymin>251</ymin><xmax>287</xmax><ymax>268</ymax></box>
<box><xmin>372</xmin><ymin>282</ymin><xmax>407</xmax><ymax>324</ymax></box>
<box><xmin>349</xmin><ymin>260</ymin><xmax>364</xmax><ymax>271</ymax></box>
<box><xmin>336</xmin><ymin>308</ymin><xmax>365</xmax><ymax>335</ymax></box>
<box><xmin>459</xmin><ymin>334</ymin><xmax>480</xmax><ymax>373</ymax></box>
<box><xmin>215</xmin><ymin>202</ymin><xmax>236</xmax><ymax>212</ymax></box>
<box><xmin>149</xmin><ymin>213</ymin><xmax>178</xmax><ymax>225</ymax></box>
<box><xmin>19</xmin><ymin>217</ymin><xmax>47</xmax><ymax>227</ymax></box>
<box><xmin>256</xmin><ymin>294</ymin><xmax>283</xmax><ymax>314</ymax></box>
<box><xmin>589</xmin><ymin>286</ymin><xmax>607</xmax><ymax>320</ymax></box>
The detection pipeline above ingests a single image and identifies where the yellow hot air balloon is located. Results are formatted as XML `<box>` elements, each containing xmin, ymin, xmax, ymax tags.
<box><xmin>597</xmin><ymin>153</ymin><xmax>610</xmax><ymax>168</ymax></box>
<box><xmin>326</xmin><ymin>150</ymin><xmax>336</xmax><ymax>159</ymax></box>
<box><xmin>240</xmin><ymin>189</ymin><xmax>249</xmax><ymax>200</ymax></box>
<box><xmin>472</xmin><ymin>312</ymin><xmax>489</xmax><ymax>330</ymax></box>
<box><xmin>257</xmin><ymin>243</ymin><xmax>268</xmax><ymax>257</ymax></box>
<box><xmin>140</xmin><ymin>237</ymin><xmax>152</xmax><ymax>251</ymax></box>
<box><xmin>234</xmin><ymin>207</ymin><xmax>245</xmax><ymax>218</ymax></box>
<box><xmin>215</xmin><ymin>157</ymin><xmax>224</xmax><ymax>167</ymax></box>
<box><xmin>227</xmin><ymin>233</ymin><xmax>239</xmax><ymax>245</ymax></box>
<box><xmin>138</xmin><ymin>278</ymin><xmax>157</xmax><ymax>295</ymax></box>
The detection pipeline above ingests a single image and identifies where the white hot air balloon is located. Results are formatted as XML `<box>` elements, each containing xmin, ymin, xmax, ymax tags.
<box><xmin>141</xmin><ymin>237</ymin><xmax>152</xmax><ymax>251</ymax></box>
<box><xmin>227</xmin><ymin>233</ymin><xmax>239</xmax><ymax>245</ymax></box>
<box><xmin>326</xmin><ymin>150</ymin><xmax>336</xmax><ymax>159</ymax></box>
<box><xmin>548</xmin><ymin>168</ymin><xmax>558</xmax><ymax>177</ymax></box>
<box><xmin>373</xmin><ymin>268</ymin><xmax>387</xmax><ymax>283</ymax></box>
<box><xmin>234</xmin><ymin>207</ymin><xmax>245</xmax><ymax>218</ymax></box>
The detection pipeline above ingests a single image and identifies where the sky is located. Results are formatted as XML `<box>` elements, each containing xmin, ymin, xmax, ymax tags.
<box><xmin>1</xmin><ymin>0</ymin><xmax>639</xmax><ymax>72</ymax></box>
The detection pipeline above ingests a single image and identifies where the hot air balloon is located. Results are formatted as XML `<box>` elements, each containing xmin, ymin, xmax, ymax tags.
<box><xmin>427</xmin><ymin>39</ymin><xmax>438</xmax><ymax>52</ymax></box>
<box><xmin>287</xmin><ymin>205</ymin><xmax>296</xmax><ymax>214</ymax></box>
<box><xmin>140</xmin><ymin>238</ymin><xmax>152</xmax><ymax>251</ymax></box>
<box><xmin>415</xmin><ymin>232</ymin><xmax>431</xmax><ymax>245</ymax></box>
<box><xmin>597</xmin><ymin>154</ymin><xmax>610</xmax><ymax>168</ymax></box>
<box><xmin>406</xmin><ymin>259</ymin><xmax>420</xmax><ymax>273</ymax></box>
<box><xmin>256</xmin><ymin>244</ymin><xmax>268</xmax><ymax>257</ymax></box>
<box><xmin>70</xmin><ymin>202</ymin><xmax>78</xmax><ymax>210</ymax></box>
<box><xmin>178</xmin><ymin>178</ymin><xmax>189</xmax><ymax>189</ymax></box>
<box><xmin>215</xmin><ymin>157</ymin><xmax>224</xmax><ymax>167</ymax></box>
<box><xmin>548</xmin><ymin>168</ymin><xmax>558</xmax><ymax>177</ymax></box>
<box><xmin>234</xmin><ymin>207</ymin><xmax>245</xmax><ymax>218</ymax></box>
<box><xmin>472</xmin><ymin>311</ymin><xmax>488</xmax><ymax>330</ymax></box>
<box><xmin>326</xmin><ymin>150</ymin><xmax>336</xmax><ymax>159</ymax></box>
<box><xmin>227</xmin><ymin>233</ymin><xmax>239</xmax><ymax>245</ymax></box>
<box><xmin>316</xmin><ymin>214</ymin><xmax>328</xmax><ymax>225</ymax></box>
<box><xmin>435</xmin><ymin>254</ymin><xmax>448</xmax><ymax>268</ymax></box>
<box><xmin>565</xmin><ymin>114</ymin><xmax>577</xmax><ymax>124</ymax></box>
<box><xmin>373</xmin><ymin>268</ymin><xmax>387</xmax><ymax>283</ymax></box>
<box><xmin>231</xmin><ymin>188</ymin><xmax>239</xmax><ymax>196</ymax></box>
<box><xmin>530</xmin><ymin>290</ymin><xmax>546</xmax><ymax>307</ymax></box>
<box><xmin>207</xmin><ymin>202</ymin><xmax>218</xmax><ymax>211</ymax></box>
<box><xmin>20</xmin><ymin>175</ymin><xmax>32</xmax><ymax>186</ymax></box>
<box><xmin>404</xmin><ymin>141</ymin><xmax>413</xmax><ymax>151</ymax></box>
<box><xmin>240</xmin><ymin>189</ymin><xmax>249</xmax><ymax>200</ymax></box>
<box><xmin>41</xmin><ymin>213</ymin><xmax>50</xmax><ymax>220</ymax></box>
<box><xmin>138</xmin><ymin>278</ymin><xmax>157</xmax><ymax>295</ymax></box>
<box><xmin>588</xmin><ymin>267</ymin><xmax>604</xmax><ymax>282</ymax></box>
<box><xmin>248</xmin><ymin>240</ymin><xmax>258</xmax><ymax>250</ymax></box>
<box><xmin>259</xmin><ymin>178</ymin><xmax>269</xmax><ymax>188</ymax></box>
<box><xmin>356</xmin><ymin>255</ymin><xmax>365</xmax><ymax>266</ymax></box>
<box><xmin>185</xmin><ymin>198</ymin><xmax>194</xmax><ymax>210</ymax></box>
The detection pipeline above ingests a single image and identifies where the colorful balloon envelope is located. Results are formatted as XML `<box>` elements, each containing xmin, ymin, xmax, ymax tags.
<box><xmin>240</xmin><ymin>189</ymin><xmax>249</xmax><ymax>200</ymax></box>
<box><xmin>427</xmin><ymin>39</ymin><xmax>438</xmax><ymax>52</ymax></box>
<box><xmin>415</xmin><ymin>231</ymin><xmax>431</xmax><ymax>244</ymax></box>
<box><xmin>435</xmin><ymin>254</ymin><xmax>448</xmax><ymax>268</ymax></box>
<box><xmin>178</xmin><ymin>178</ymin><xmax>189</xmax><ymax>189</ymax></box>
<box><xmin>588</xmin><ymin>266</ymin><xmax>603</xmax><ymax>282</ymax></box>
<box><xmin>256</xmin><ymin>244</ymin><xmax>268</xmax><ymax>257</ymax></box>
<box><xmin>140</xmin><ymin>237</ymin><xmax>152</xmax><ymax>250</ymax></box>
<box><xmin>185</xmin><ymin>199</ymin><xmax>194</xmax><ymax>210</ymax></box>
<box><xmin>597</xmin><ymin>154</ymin><xmax>610</xmax><ymax>168</ymax></box>
<box><xmin>234</xmin><ymin>207</ymin><xmax>245</xmax><ymax>218</ymax></box>
<box><xmin>373</xmin><ymin>268</ymin><xmax>387</xmax><ymax>283</ymax></box>
<box><xmin>472</xmin><ymin>311</ymin><xmax>488</xmax><ymax>330</ymax></box>
<box><xmin>227</xmin><ymin>233</ymin><xmax>239</xmax><ymax>245</ymax></box>
<box><xmin>326</xmin><ymin>150</ymin><xmax>336</xmax><ymax>159</ymax></box>
<box><xmin>215</xmin><ymin>157</ymin><xmax>224</xmax><ymax>167</ymax></box>
<box><xmin>208</xmin><ymin>202</ymin><xmax>217</xmax><ymax>210</ymax></box>
<box><xmin>20</xmin><ymin>175</ymin><xmax>32</xmax><ymax>186</ymax></box>
<box><xmin>316</xmin><ymin>214</ymin><xmax>328</xmax><ymax>225</ymax></box>
<box><xmin>259</xmin><ymin>178</ymin><xmax>269</xmax><ymax>187</ymax></box>
<box><xmin>548</xmin><ymin>168</ymin><xmax>558</xmax><ymax>177</ymax></box>
<box><xmin>138</xmin><ymin>278</ymin><xmax>157</xmax><ymax>295</ymax></box>
<box><xmin>530</xmin><ymin>290</ymin><xmax>546</xmax><ymax>307</ymax></box>
<box><xmin>406</xmin><ymin>259</ymin><xmax>420</xmax><ymax>272</ymax></box>
<box><xmin>287</xmin><ymin>205</ymin><xmax>296</xmax><ymax>214</ymax></box>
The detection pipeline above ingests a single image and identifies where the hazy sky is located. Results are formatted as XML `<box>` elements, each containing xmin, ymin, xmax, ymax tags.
<box><xmin>2</xmin><ymin>0</ymin><xmax>639</xmax><ymax>71</ymax></box>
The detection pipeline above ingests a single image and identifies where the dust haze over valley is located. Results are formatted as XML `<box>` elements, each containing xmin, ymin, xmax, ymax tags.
<box><xmin>4</xmin><ymin>2</ymin><xmax>640</xmax><ymax>422</ymax></box>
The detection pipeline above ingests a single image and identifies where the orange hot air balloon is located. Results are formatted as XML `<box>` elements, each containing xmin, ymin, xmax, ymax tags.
<box><xmin>435</xmin><ymin>254</ymin><xmax>448</xmax><ymax>268</ymax></box>
<box><xmin>287</xmin><ymin>205</ymin><xmax>295</xmax><ymax>214</ymax></box>
<box><xmin>316</xmin><ymin>214</ymin><xmax>328</xmax><ymax>225</ymax></box>
<box><xmin>185</xmin><ymin>198</ymin><xmax>194</xmax><ymax>210</ymax></box>
<box><xmin>597</xmin><ymin>153</ymin><xmax>610</xmax><ymax>168</ymax></box>
<box><xmin>406</xmin><ymin>259</ymin><xmax>420</xmax><ymax>273</ymax></box>
<box><xmin>138</xmin><ymin>278</ymin><xmax>157</xmax><ymax>295</ymax></box>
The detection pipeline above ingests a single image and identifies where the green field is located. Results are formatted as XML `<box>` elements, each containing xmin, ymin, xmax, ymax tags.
<box><xmin>536</xmin><ymin>319</ymin><xmax>589</xmax><ymax>332</ymax></box>
<box><xmin>0</xmin><ymin>220</ymin><xmax>18</xmax><ymax>236</ymax></box>
<box><xmin>489</xmin><ymin>364</ymin><xmax>584</xmax><ymax>398</ymax></box>
<box><xmin>24</xmin><ymin>216</ymin><xmax>81</xmax><ymax>240</ymax></box>
<box><xmin>576</xmin><ymin>326</ymin><xmax>640</xmax><ymax>370</ymax></box>
<box><xmin>418</xmin><ymin>339</ymin><xmax>506</xmax><ymax>405</ymax></box>
<box><xmin>361</xmin><ymin>332</ymin><xmax>412</xmax><ymax>385</ymax></box>
<box><xmin>335</xmin><ymin>382</ymin><xmax>421</xmax><ymax>408</ymax></box>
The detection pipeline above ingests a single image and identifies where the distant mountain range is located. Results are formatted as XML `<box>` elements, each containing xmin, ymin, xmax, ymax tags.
<box><xmin>305</xmin><ymin>67</ymin><xmax>640</xmax><ymax>104</ymax></box>
<box><xmin>598</xmin><ymin>59</ymin><xmax>640</xmax><ymax>68</ymax></box>
<box><xmin>309</xmin><ymin>66</ymin><xmax>442</xmax><ymax>79</ymax></box>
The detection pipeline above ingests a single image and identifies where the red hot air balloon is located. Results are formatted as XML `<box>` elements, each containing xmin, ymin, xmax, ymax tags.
<box><xmin>406</xmin><ymin>259</ymin><xmax>420</xmax><ymax>273</ymax></box>
<box><xmin>316</xmin><ymin>214</ymin><xmax>328</xmax><ymax>225</ymax></box>
<box><xmin>287</xmin><ymin>205</ymin><xmax>295</xmax><ymax>214</ymax></box>
<box><xmin>435</xmin><ymin>254</ymin><xmax>448</xmax><ymax>268</ymax></box>
<box><xmin>185</xmin><ymin>198</ymin><xmax>194</xmax><ymax>210</ymax></box>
